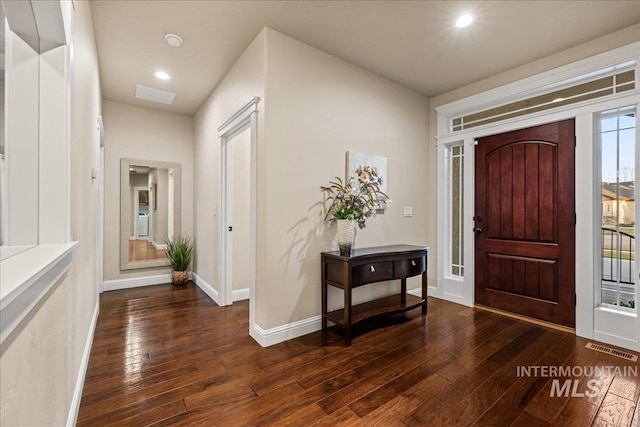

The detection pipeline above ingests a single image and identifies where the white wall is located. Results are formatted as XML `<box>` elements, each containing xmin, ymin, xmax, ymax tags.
<box><xmin>194</xmin><ymin>27</ymin><xmax>430</xmax><ymax>332</ymax></box>
<box><xmin>103</xmin><ymin>100</ymin><xmax>194</xmax><ymax>281</ymax></box>
<box><xmin>256</xmin><ymin>29</ymin><xmax>430</xmax><ymax>329</ymax></box>
<box><xmin>4</xmin><ymin>22</ymin><xmax>39</xmax><ymax>246</ymax></box>
<box><xmin>193</xmin><ymin>28</ymin><xmax>266</xmax><ymax>290</ymax></box>
<box><xmin>0</xmin><ymin>0</ymin><xmax>102</xmax><ymax>424</ymax></box>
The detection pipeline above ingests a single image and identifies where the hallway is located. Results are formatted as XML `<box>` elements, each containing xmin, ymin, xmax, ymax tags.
<box><xmin>77</xmin><ymin>283</ymin><xmax>639</xmax><ymax>426</ymax></box>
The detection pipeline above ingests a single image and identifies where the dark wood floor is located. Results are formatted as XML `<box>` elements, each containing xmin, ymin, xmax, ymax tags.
<box><xmin>78</xmin><ymin>282</ymin><xmax>640</xmax><ymax>426</ymax></box>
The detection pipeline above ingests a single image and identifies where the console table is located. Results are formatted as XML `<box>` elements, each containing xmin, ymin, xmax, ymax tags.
<box><xmin>321</xmin><ymin>244</ymin><xmax>428</xmax><ymax>345</ymax></box>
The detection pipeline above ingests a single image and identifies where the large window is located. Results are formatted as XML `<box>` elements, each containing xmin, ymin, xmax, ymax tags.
<box><xmin>599</xmin><ymin>107</ymin><xmax>636</xmax><ymax>310</ymax></box>
<box><xmin>450</xmin><ymin>145</ymin><xmax>464</xmax><ymax>277</ymax></box>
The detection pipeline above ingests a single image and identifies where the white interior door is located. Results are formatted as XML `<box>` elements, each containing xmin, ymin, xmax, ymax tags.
<box><xmin>230</xmin><ymin>129</ymin><xmax>251</xmax><ymax>301</ymax></box>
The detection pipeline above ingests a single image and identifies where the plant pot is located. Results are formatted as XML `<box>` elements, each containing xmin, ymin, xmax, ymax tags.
<box><xmin>172</xmin><ymin>270</ymin><xmax>188</xmax><ymax>285</ymax></box>
<box><xmin>336</xmin><ymin>219</ymin><xmax>356</xmax><ymax>256</ymax></box>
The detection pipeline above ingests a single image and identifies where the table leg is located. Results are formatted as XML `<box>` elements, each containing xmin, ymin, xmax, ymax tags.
<box><xmin>401</xmin><ymin>278</ymin><xmax>406</xmax><ymax>304</ymax></box>
<box><xmin>344</xmin><ymin>285</ymin><xmax>352</xmax><ymax>346</ymax></box>
<box><xmin>321</xmin><ymin>263</ymin><xmax>327</xmax><ymax>332</ymax></box>
<box><xmin>421</xmin><ymin>271</ymin><xmax>428</xmax><ymax>315</ymax></box>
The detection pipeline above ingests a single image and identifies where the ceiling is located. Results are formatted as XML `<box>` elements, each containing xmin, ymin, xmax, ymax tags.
<box><xmin>91</xmin><ymin>1</ymin><xmax>640</xmax><ymax>116</ymax></box>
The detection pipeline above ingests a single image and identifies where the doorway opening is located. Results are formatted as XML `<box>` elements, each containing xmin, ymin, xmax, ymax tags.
<box><xmin>218</xmin><ymin>97</ymin><xmax>260</xmax><ymax>340</ymax></box>
<box><xmin>229</xmin><ymin>128</ymin><xmax>252</xmax><ymax>301</ymax></box>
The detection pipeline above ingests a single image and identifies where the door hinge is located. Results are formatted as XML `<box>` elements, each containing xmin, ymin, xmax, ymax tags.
<box><xmin>574</xmin><ymin>293</ymin><xmax>577</xmax><ymax>306</ymax></box>
<box><xmin>474</xmin><ymin>140</ymin><xmax>479</xmax><ymax>146</ymax></box>
<box><xmin>574</xmin><ymin>213</ymin><xmax>577</xmax><ymax>224</ymax></box>
<box><xmin>574</xmin><ymin>135</ymin><xmax>577</xmax><ymax>147</ymax></box>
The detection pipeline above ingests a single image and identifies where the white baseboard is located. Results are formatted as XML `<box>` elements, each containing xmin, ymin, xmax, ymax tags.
<box><xmin>129</xmin><ymin>236</ymin><xmax>135</xmax><ymax>241</ymax></box>
<box><xmin>251</xmin><ymin>315</ymin><xmax>322</xmax><ymax>347</ymax></box>
<box><xmin>232</xmin><ymin>287</ymin><xmax>249</xmax><ymax>302</ymax></box>
<box><xmin>428</xmin><ymin>284</ymin><xmax>440</xmax><ymax>297</ymax></box>
<box><xmin>408</xmin><ymin>287</ymin><xmax>423</xmax><ymax>297</ymax></box>
<box><xmin>151</xmin><ymin>240</ymin><xmax>167</xmax><ymax>250</ymax></box>
<box><xmin>66</xmin><ymin>301</ymin><xmax>99</xmax><ymax>427</ymax></box>
<box><xmin>103</xmin><ymin>274</ymin><xmax>173</xmax><ymax>291</ymax></box>
<box><xmin>191</xmin><ymin>272</ymin><xmax>220</xmax><ymax>306</ymax></box>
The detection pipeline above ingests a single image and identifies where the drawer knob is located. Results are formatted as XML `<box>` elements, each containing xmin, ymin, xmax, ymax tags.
<box><xmin>411</xmin><ymin>260</ymin><xmax>416</xmax><ymax>266</ymax></box>
<box><xmin>370</xmin><ymin>265</ymin><xmax>376</xmax><ymax>272</ymax></box>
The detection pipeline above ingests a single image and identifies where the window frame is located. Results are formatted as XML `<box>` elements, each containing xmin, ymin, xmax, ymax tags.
<box><xmin>595</xmin><ymin>106</ymin><xmax>637</xmax><ymax>312</ymax></box>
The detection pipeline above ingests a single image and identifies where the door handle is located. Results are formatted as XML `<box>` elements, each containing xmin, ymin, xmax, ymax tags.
<box><xmin>473</xmin><ymin>227</ymin><xmax>483</xmax><ymax>234</ymax></box>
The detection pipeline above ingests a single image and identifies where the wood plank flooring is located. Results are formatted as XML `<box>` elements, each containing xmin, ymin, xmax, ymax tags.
<box><xmin>78</xmin><ymin>282</ymin><xmax>640</xmax><ymax>426</ymax></box>
<box><xmin>128</xmin><ymin>240</ymin><xmax>167</xmax><ymax>262</ymax></box>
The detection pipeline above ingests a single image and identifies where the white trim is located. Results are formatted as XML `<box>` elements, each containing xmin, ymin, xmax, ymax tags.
<box><xmin>232</xmin><ymin>287</ymin><xmax>249</xmax><ymax>302</ymax></box>
<box><xmin>251</xmin><ymin>316</ymin><xmax>322</xmax><ymax>347</ymax></box>
<box><xmin>0</xmin><ymin>242</ymin><xmax>78</xmax><ymax>344</ymax></box>
<box><xmin>436</xmin><ymin>42</ymin><xmax>639</xmax><ymax>128</ymax></box>
<box><xmin>191</xmin><ymin>271</ymin><xmax>220</xmax><ymax>306</ymax></box>
<box><xmin>151</xmin><ymin>240</ymin><xmax>167</xmax><ymax>250</ymax></box>
<box><xmin>65</xmin><ymin>301</ymin><xmax>99</xmax><ymax>427</ymax></box>
<box><xmin>594</xmin><ymin>307</ymin><xmax>639</xmax><ymax>351</ymax></box>
<box><xmin>218</xmin><ymin>97</ymin><xmax>260</xmax><ymax>345</ymax></box>
<box><xmin>217</xmin><ymin>97</ymin><xmax>261</xmax><ymax>134</ymax></box>
<box><xmin>98</xmin><ymin>144</ymin><xmax>104</xmax><ymax>294</ymax></box>
<box><xmin>575</xmin><ymin>113</ymin><xmax>595</xmax><ymax>339</ymax></box>
<box><xmin>408</xmin><ymin>287</ymin><xmax>422</xmax><ymax>297</ymax></box>
<box><xmin>103</xmin><ymin>273</ymin><xmax>177</xmax><ymax>291</ymax></box>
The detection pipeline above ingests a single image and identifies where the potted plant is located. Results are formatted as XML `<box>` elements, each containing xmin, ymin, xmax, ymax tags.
<box><xmin>321</xmin><ymin>165</ymin><xmax>390</xmax><ymax>256</ymax></box>
<box><xmin>165</xmin><ymin>235</ymin><xmax>193</xmax><ymax>285</ymax></box>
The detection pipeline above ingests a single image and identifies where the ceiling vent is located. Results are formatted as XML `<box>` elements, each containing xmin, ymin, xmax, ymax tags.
<box><xmin>135</xmin><ymin>84</ymin><xmax>176</xmax><ymax>105</ymax></box>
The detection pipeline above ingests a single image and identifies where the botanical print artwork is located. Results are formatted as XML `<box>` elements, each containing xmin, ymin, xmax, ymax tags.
<box><xmin>346</xmin><ymin>151</ymin><xmax>389</xmax><ymax>211</ymax></box>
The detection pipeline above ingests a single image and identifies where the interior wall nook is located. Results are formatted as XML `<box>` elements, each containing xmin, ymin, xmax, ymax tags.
<box><xmin>217</xmin><ymin>97</ymin><xmax>260</xmax><ymax>340</ymax></box>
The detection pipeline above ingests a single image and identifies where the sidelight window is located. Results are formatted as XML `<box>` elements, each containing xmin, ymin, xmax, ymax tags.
<box><xmin>598</xmin><ymin>107</ymin><xmax>636</xmax><ymax>310</ymax></box>
<box><xmin>450</xmin><ymin>145</ymin><xmax>464</xmax><ymax>277</ymax></box>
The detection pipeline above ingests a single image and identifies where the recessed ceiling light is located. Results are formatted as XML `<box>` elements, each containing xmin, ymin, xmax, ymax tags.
<box><xmin>455</xmin><ymin>14</ymin><xmax>474</xmax><ymax>28</ymax></box>
<box><xmin>155</xmin><ymin>71</ymin><xmax>170</xmax><ymax>80</ymax></box>
<box><xmin>165</xmin><ymin>33</ymin><xmax>183</xmax><ymax>48</ymax></box>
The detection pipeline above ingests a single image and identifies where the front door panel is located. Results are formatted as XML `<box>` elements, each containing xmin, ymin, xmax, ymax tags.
<box><xmin>475</xmin><ymin>119</ymin><xmax>576</xmax><ymax>327</ymax></box>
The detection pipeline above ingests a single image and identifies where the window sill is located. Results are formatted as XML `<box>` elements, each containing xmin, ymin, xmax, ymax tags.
<box><xmin>0</xmin><ymin>242</ymin><xmax>78</xmax><ymax>344</ymax></box>
<box><xmin>0</xmin><ymin>245</ymin><xmax>36</xmax><ymax>261</ymax></box>
<box><xmin>595</xmin><ymin>305</ymin><xmax>637</xmax><ymax>318</ymax></box>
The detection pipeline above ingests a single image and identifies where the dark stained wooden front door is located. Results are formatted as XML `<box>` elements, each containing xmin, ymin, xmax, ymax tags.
<box><xmin>475</xmin><ymin>119</ymin><xmax>575</xmax><ymax>327</ymax></box>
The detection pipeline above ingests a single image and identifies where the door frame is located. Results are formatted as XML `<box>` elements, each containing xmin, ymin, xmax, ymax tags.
<box><xmin>167</xmin><ymin>168</ymin><xmax>175</xmax><ymax>242</ymax></box>
<box><xmin>98</xmin><ymin>118</ymin><xmax>104</xmax><ymax>294</ymax></box>
<box><xmin>133</xmin><ymin>186</ymin><xmax>148</xmax><ymax>240</ymax></box>
<box><xmin>217</xmin><ymin>97</ymin><xmax>260</xmax><ymax>335</ymax></box>
<box><xmin>435</xmin><ymin>42</ymin><xmax>640</xmax><ymax>350</ymax></box>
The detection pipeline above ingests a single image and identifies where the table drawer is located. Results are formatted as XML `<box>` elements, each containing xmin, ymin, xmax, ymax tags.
<box><xmin>394</xmin><ymin>257</ymin><xmax>425</xmax><ymax>278</ymax></box>
<box><xmin>353</xmin><ymin>261</ymin><xmax>393</xmax><ymax>286</ymax></box>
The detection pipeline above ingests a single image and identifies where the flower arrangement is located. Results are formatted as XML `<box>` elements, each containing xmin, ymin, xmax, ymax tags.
<box><xmin>321</xmin><ymin>165</ymin><xmax>390</xmax><ymax>229</ymax></box>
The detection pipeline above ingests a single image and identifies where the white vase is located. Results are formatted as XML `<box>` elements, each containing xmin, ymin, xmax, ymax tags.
<box><xmin>336</xmin><ymin>219</ymin><xmax>356</xmax><ymax>256</ymax></box>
